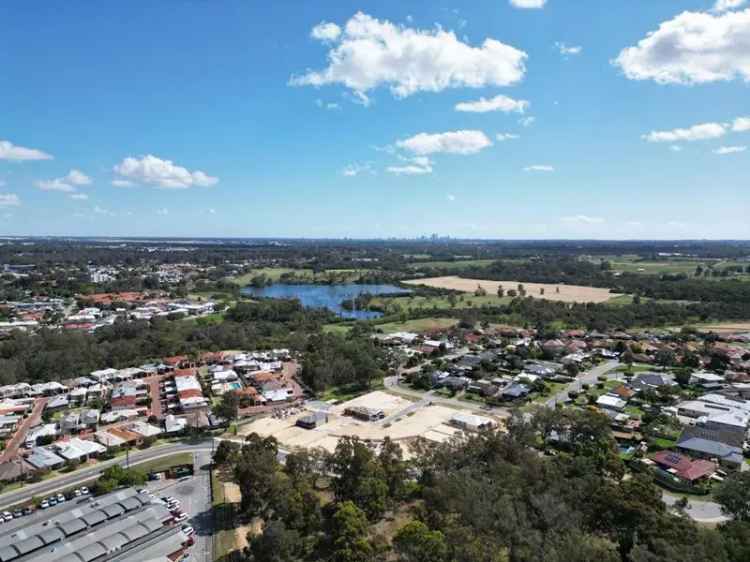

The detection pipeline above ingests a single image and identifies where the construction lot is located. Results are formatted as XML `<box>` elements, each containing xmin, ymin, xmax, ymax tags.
<box><xmin>237</xmin><ymin>391</ymin><xmax>502</xmax><ymax>457</ymax></box>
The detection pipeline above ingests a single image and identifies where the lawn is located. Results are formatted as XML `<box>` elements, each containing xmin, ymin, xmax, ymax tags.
<box><xmin>133</xmin><ymin>452</ymin><xmax>193</xmax><ymax>474</ymax></box>
<box><xmin>407</xmin><ymin>259</ymin><xmax>496</xmax><ymax>270</ymax></box>
<box><xmin>374</xmin><ymin>317</ymin><xmax>459</xmax><ymax>334</ymax></box>
<box><xmin>371</xmin><ymin>293</ymin><xmax>511</xmax><ymax>314</ymax></box>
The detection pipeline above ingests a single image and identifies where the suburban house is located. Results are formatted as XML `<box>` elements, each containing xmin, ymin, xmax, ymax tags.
<box><xmin>676</xmin><ymin>426</ymin><xmax>745</xmax><ymax>470</ymax></box>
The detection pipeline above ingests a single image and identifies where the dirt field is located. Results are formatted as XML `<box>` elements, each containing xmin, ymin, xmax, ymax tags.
<box><xmin>237</xmin><ymin>390</ymin><xmax>500</xmax><ymax>458</ymax></box>
<box><xmin>403</xmin><ymin>276</ymin><xmax>619</xmax><ymax>304</ymax></box>
<box><xmin>697</xmin><ymin>322</ymin><xmax>750</xmax><ymax>334</ymax></box>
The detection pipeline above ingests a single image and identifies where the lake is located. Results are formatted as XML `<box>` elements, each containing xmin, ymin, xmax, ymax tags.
<box><xmin>241</xmin><ymin>283</ymin><xmax>409</xmax><ymax>319</ymax></box>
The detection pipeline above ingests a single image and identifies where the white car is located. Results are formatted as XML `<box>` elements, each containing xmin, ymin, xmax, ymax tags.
<box><xmin>80</xmin><ymin>487</ymin><xmax>89</xmax><ymax>495</ymax></box>
<box><xmin>56</xmin><ymin>494</ymin><xmax>66</xmax><ymax>503</ymax></box>
<box><xmin>181</xmin><ymin>525</ymin><xmax>195</xmax><ymax>536</ymax></box>
<box><xmin>174</xmin><ymin>513</ymin><xmax>188</xmax><ymax>523</ymax></box>
<box><xmin>40</xmin><ymin>501</ymin><xmax>50</xmax><ymax>509</ymax></box>
<box><xmin>2</xmin><ymin>512</ymin><xmax>12</xmax><ymax>522</ymax></box>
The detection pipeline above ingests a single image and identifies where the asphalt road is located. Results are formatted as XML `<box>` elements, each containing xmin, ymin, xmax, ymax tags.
<box><xmin>0</xmin><ymin>440</ymin><xmax>213</xmax><ymax>511</ymax></box>
<box><xmin>662</xmin><ymin>491</ymin><xmax>729</xmax><ymax>524</ymax></box>
<box><xmin>543</xmin><ymin>360</ymin><xmax>621</xmax><ymax>408</ymax></box>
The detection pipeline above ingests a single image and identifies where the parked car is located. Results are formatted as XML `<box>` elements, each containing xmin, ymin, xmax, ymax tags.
<box><xmin>22</xmin><ymin>507</ymin><xmax>33</xmax><ymax>516</ymax></box>
<box><xmin>80</xmin><ymin>486</ymin><xmax>89</xmax><ymax>495</ymax></box>
<box><xmin>40</xmin><ymin>501</ymin><xmax>50</xmax><ymax>509</ymax></box>
<box><xmin>174</xmin><ymin>513</ymin><xmax>188</xmax><ymax>523</ymax></box>
<box><xmin>48</xmin><ymin>498</ymin><xmax>57</xmax><ymax>506</ymax></box>
<box><xmin>181</xmin><ymin>525</ymin><xmax>195</xmax><ymax>536</ymax></box>
<box><xmin>73</xmin><ymin>489</ymin><xmax>82</xmax><ymax>497</ymax></box>
<box><xmin>12</xmin><ymin>510</ymin><xmax>22</xmax><ymax>518</ymax></box>
<box><xmin>56</xmin><ymin>494</ymin><xmax>65</xmax><ymax>503</ymax></box>
<box><xmin>2</xmin><ymin>512</ymin><xmax>12</xmax><ymax>522</ymax></box>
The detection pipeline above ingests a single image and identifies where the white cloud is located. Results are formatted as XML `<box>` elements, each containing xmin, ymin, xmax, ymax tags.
<box><xmin>311</xmin><ymin>21</ymin><xmax>341</xmax><ymax>42</ymax></box>
<box><xmin>734</xmin><ymin>116</ymin><xmax>750</xmax><ymax>131</ymax></box>
<box><xmin>510</xmin><ymin>0</ymin><xmax>546</xmax><ymax>8</ymax></box>
<box><xmin>208</xmin><ymin>208</ymin><xmax>216</xmax><ymax>214</ymax></box>
<box><xmin>112</xmin><ymin>179</ymin><xmax>135</xmax><ymax>188</ymax></box>
<box><xmin>341</xmin><ymin>162</ymin><xmax>374</xmax><ymax>177</ymax></box>
<box><xmin>562</xmin><ymin>215</ymin><xmax>604</xmax><ymax>224</ymax></box>
<box><xmin>670</xmin><ymin>145</ymin><xmax>683</xmax><ymax>152</ymax></box>
<box><xmin>713</xmin><ymin>145</ymin><xmax>747</xmax><ymax>154</ymax></box>
<box><xmin>455</xmin><ymin>94</ymin><xmax>529</xmax><ymax>113</ymax></box>
<box><xmin>555</xmin><ymin>42</ymin><xmax>582</xmax><ymax>56</ymax></box>
<box><xmin>387</xmin><ymin>156</ymin><xmax>434</xmax><ymax>175</ymax></box>
<box><xmin>315</xmin><ymin>99</ymin><xmax>341</xmax><ymax>110</ymax></box>
<box><xmin>93</xmin><ymin>205</ymin><xmax>114</xmax><ymax>216</ymax></box>
<box><xmin>396</xmin><ymin>130</ymin><xmax>492</xmax><ymax>155</ymax></box>
<box><xmin>291</xmin><ymin>12</ymin><xmax>527</xmax><ymax>99</ymax></box>
<box><xmin>447</xmin><ymin>194</ymin><xmax>456</xmax><ymax>201</ymax></box>
<box><xmin>0</xmin><ymin>140</ymin><xmax>52</xmax><ymax>161</ymax></box>
<box><xmin>70</xmin><ymin>193</ymin><xmax>89</xmax><ymax>200</ymax></box>
<box><xmin>156</xmin><ymin>208</ymin><xmax>169</xmax><ymax>216</ymax></box>
<box><xmin>519</xmin><ymin>116</ymin><xmax>536</xmax><ymax>127</ymax></box>
<box><xmin>613</xmin><ymin>9</ymin><xmax>750</xmax><ymax>85</ymax></box>
<box><xmin>524</xmin><ymin>164</ymin><xmax>555</xmax><ymax>172</ymax></box>
<box><xmin>113</xmin><ymin>155</ymin><xmax>218</xmax><ymax>189</ymax></box>
<box><xmin>36</xmin><ymin>169</ymin><xmax>92</xmax><ymax>193</ymax></box>
<box><xmin>496</xmin><ymin>133</ymin><xmax>520</xmax><ymax>141</ymax></box>
<box><xmin>0</xmin><ymin>194</ymin><xmax>20</xmax><ymax>207</ymax></box>
<box><xmin>643</xmin><ymin>122</ymin><xmax>728</xmax><ymax>143</ymax></box>
<box><xmin>713</xmin><ymin>0</ymin><xmax>747</xmax><ymax>13</ymax></box>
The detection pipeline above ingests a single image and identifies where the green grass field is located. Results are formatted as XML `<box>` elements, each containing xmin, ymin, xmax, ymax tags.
<box><xmin>371</xmin><ymin>293</ymin><xmax>511</xmax><ymax>314</ymax></box>
<box><xmin>374</xmin><ymin>317</ymin><xmax>459</xmax><ymax>334</ymax></box>
<box><xmin>588</xmin><ymin>255</ymin><xmax>749</xmax><ymax>277</ymax></box>
<box><xmin>407</xmin><ymin>259</ymin><xmax>496</xmax><ymax>270</ymax></box>
<box><xmin>229</xmin><ymin>267</ymin><xmax>374</xmax><ymax>285</ymax></box>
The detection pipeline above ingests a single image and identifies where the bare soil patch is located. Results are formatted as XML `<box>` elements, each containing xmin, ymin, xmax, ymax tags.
<box><xmin>403</xmin><ymin>276</ymin><xmax>619</xmax><ymax>304</ymax></box>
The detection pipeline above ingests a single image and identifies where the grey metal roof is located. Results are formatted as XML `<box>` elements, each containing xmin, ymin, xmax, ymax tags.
<box><xmin>118</xmin><ymin>498</ymin><xmax>141</xmax><ymax>512</ymax></box>
<box><xmin>81</xmin><ymin>510</ymin><xmax>107</xmax><ymax>527</ymax></box>
<box><xmin>120</xmin><ymin>523</ymin><xmax>148</xmax><ymax>542</ymax></box>
<box><xmin>102</xmin><ymin>504</ymin><xmax>125</xmax><ymax>519</ymax></box>
<box><xmin>60</xmin><ymin>518</ymin><xmax>87</xmax><ymax>537</ymax></box>
<box><xmin>99</xmin><ymin>532</ymin><xmax>128</xmax><ymax>552</ymax></box>
<box><xmin>77</xmin><ymin>542</ymin><xmax>106</xmax><ymax>562</ymax></box>
<box><xmin>142</xmin><ymin>519</ymin><xmax>163</xmax><ymax>533</ymax></box>
<box><xmin>15</xmin><ymin>536</ymin><xmax>44</xmax><ymax>555</ymax></box>
<box><xmin>38</xmin><ymin>528</ymin><xmax>64</xmax><ymax>545</ymax></box>
<box><xmin>0</xmin><ymin>546</ymin><xmax>19</xmax><ymax>562</ymax></box>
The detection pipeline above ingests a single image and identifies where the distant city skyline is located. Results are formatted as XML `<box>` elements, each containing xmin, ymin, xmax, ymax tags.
<box><xmin>1</xmin><ymin>1</ymin><xmax>748</xmax><ymax>239</ymax></box>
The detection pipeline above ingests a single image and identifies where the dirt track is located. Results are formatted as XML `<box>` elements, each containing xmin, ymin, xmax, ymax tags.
<box><xmin>403</xmin><ymin>276</ymin><xmax>619</xmax><ymax>304</ymax></box>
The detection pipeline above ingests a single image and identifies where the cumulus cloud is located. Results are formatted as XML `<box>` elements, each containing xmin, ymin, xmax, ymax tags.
<box><xmin>36</xmin><ymin>169</ymin><xmax>92</xmax><ymax>193</ymax></box>
<box><xmin>447</xmin><ymin>194</ymin><xmax>456</xmax><ymax>201</ymax></box>
<box><xmin>613</xmin><ymin>9</ymin><xmax>750</xmax><ymax>84</ymax></box>
<box><xmin>341</xmin><ymin>162</ymin><xmax>374</xmax><ymax>177</ymax></box>
<box><xmin>555</xmin><ymin>42</ymin><xmax>582</xmax><ymax>56</ymax></box>
<box><xmin>519</xmin><ymin>116</ymin><xmax>536</xmax><ymax>127</ymax></box>
<box><xmin>156</xmin><ymin>208</ymin><xmax>169</xmax><ymax>216</ymax></box>
<box><xmin>734</xmin><ymin>116</ymin><xmax>750</xmax><ymax>131</ymax></box>
<box><xmin>455</xmin><ymin>94</ymin><xmax>529</xmax><ymax>113</ymax></box>
<box><xmin>290</xmin><ymin>12</ymin><xmax>527</xmax><ymax>99</ymax></box>
<box><xmin>510</xmin><ymin>0</ymin><xmax>546</xmax><ymax>8</ymax></box>
<box><xmin>112</xmin><ymin>179</ymin><xmax>135</xmax><ymax>188</ymax></box>
<box><xmin>387</xmin><ymin>156</ymin><xmax>434</xmax><ymax>176</ymax></box>
<box><xmin>562</xmin><ymin>215</ymin><xmax>604</xmax><ymax>224</ymax></box>
<box><xmin>396</xmin><ymin>130</ymin><xmax>492</xmax><ymax>155</ymax></box>
<box><xmin>0</xmin><ymin>194</ymin><xmax>20</xmax><ymax>207</ymax></box>
<box><xmin>713</xmin><ymin>0</ymin><xmax>747</xmax><ymax>13</ymax></box>
<box><xmin>714</xmin><ymin>145</ymin><xmax>747</xmax><ymax>154</ymax></box>
<box><xmin>113</xmin><ymin>155</ymin><xmax>218</xmax><ymax>189</ymax></box>
<box><xmin>643</xmin><ymin>122</ymin><xmax>728</xmax><ymax>143</ymax></box>
<box><xmin>496</xmin><ymin>133</ymin><xmax>520</xmax><ymax>141</ymax></box>
<box><xmin>524</xmin><ymin>165</ymin><xmax>555</xmax><ymax>172</ymax></box>
<box><xmin>311</xmin><ymin>21</ymin><xmax>341</xmax><ymax>42</ymax></box>
<box><xmin>0</xmin><ymin>140</ymin><xmax>52</xmax><ymax>161</ymax></box>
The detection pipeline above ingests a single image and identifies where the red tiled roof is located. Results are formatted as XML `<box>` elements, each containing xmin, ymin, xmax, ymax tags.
<box><xmin>165</xmin><ymin>356</ymin><xmax>189</xmax><ymax>367</ymax></box>
<box><xmin>178</xmin><ymin>389</ymin><xmax>204</xmax><ymax>400</ymax></box>
<box><xmin>652</xmin><ymin>451</ymin><xmax>716</xmax><ymax>481</ymax></box>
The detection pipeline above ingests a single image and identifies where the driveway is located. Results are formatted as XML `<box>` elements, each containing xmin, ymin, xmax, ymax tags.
<box><xmin>0</xmin><ymin>397</ymin><xmax>48</xmax><ymax>463</ymax></box>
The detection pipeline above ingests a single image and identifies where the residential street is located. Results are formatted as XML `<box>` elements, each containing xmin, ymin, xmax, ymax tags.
<box><xmin>543</xmin><ymin>360</ymin><xmax>622</xmax><ymax>408</ymax></box>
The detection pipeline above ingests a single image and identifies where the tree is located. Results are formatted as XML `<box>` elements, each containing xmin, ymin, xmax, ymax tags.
<box><xmin>215</xmin><ymin>391</ymin><xmax>240</xmax><ymax>422</ymax></box>
<box><xmin>213</xmin><ymin>440</ymin><xmax>240</xmax><ymax>466</ymax></box>
<box><xmin>234</xmin><ymin>434</ymin><xmax>281</xmax><ymax>517</ymax></box>
<box><xmin>245</xmin><ymin>519</ymin><xmax>304</xmax><ymax>562</ymax></box>
<box><xmin>392</xmin><ymin>521</ymin><xmax>448</xmax><ymax>562</ymax></box>
<box><xmin>715</xmin><ymin>472</ymin><xmax>750</xmax><ymax>522</ymax></box>
<box><xmin>497</xmin><ymin>286</ymin><xmax>505</xmax><ymax>298</ymax></box>
<box><xmin>656</xmin><ymin>349</ymin><xmax>676</xmax><ymax>370</ymax></box>
<box><xmin>328</xmin><ymin>436</ymin><xmax>389</xmax><ymax>519</ymax></box>
<box><xmin>328</xmin><ymin>501</ymin><xmax>374</xmax><ymax>562</ymax></box>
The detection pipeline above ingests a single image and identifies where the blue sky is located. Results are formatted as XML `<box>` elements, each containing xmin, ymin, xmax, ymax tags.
<box><xmin>1</xmin><ymin>0</ymin><xmax>748</xmax><ymax>239</ymax></box>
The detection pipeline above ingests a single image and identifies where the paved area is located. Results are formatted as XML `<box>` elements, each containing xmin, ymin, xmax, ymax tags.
<box><xmin>662</xmin><ymin>491</ymin><xmax>729</xmax><ymax>524</ymax></box>
<box><xmin>0</xmin><ymin>441</ymin><xmax>213</xmax><ymax>511</ymax></box>
<box><xmin>146</xmin><ymin>375</ymin><xmax>164</xmax><ymax>419</ymax></box>
<box><xmin>543</xmin><ymin>360</ymin><xmax>621</xmax><ymax>408</ymax></box>
<box><xmin>0</xmin><ymin>397</ymin><xmax>47</xmax><ymax>463</ymax></box>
